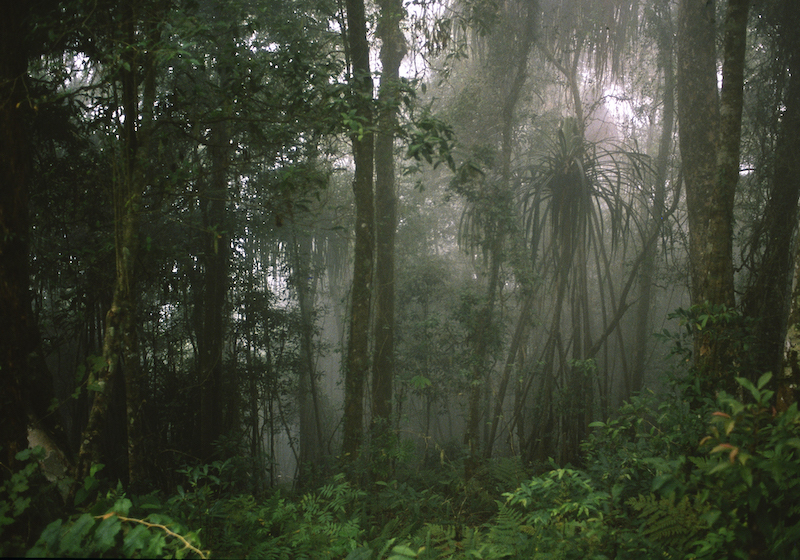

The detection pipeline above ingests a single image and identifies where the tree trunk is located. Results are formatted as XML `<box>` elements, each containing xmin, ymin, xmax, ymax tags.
<box><xmin>295</xmin><ymin>231</ymin><xmax>324</xmax><ymax>485</ymax></box>
<box><xmin>198</xmin><ymin>123</ymin><xmax>230</xmax><ymax>462</ymax></box>
<box><xmin>484</xmin><ymin>294</ymin><xmax>533</xmax><ymax>459</ymax></box>
<box><xmin>123</xmin><ymin>6</ymin><xmax>162</xmax><ymax>490</ymax></box>
<box><xmin>341</xmin><ymin>0</ymin><xmax>375</xmax><ymax>462</ymax></box>
<box><xmin>199</xmin><ymin>24</ymin><xmax>233</xmax><ymax>462</ymax></box>
<box><xmin>0</xmin><ymin>1</ymin><xmax>36</xmax><ymax>475</ymax></box>
<box><xmin>371</xmin><ymin>0</ymin><xmax>406</xmax><ymax>464</ymax></box>
<box><xmin>77</xmin><ymin>6</ymin><xmax>149</xmax><ymax>488</ymax></box>
<box><xmin>631</xmin><ymin>0</ymin><xmax>674</xmax><ymax>396</ymax></box>
<box><xmin>463</xmin><ymin>0</ymin><xmax>536</xmax><ymax>475</ymax></box>
<box><xmin>744</xmin><ymin>29</ymin><xmax>800</xmax><ymax>385</ymax></box>
<box><xmin>677</xmin><ymin>0</ymin><xmax>722</xmax><ymax>309</ymax></box>
<box><xmin>677</xmin><ymin>0</ymin><xmax>748</xmax><ymax>381</ymax></box>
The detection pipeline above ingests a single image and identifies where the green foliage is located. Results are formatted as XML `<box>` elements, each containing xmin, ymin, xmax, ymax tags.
<box><xmin>626</xmin><ymin>493</ymin><xmax>709</xmax><ymax>553</ymax></box>
<box><xmin>14</xmin><ymin>474</ymin><xmax>204</xmax><ymax>559</ymax></box>
<box><xmin>403</xmin><ymin>113</ymin><xmax>457</xmax><ymax>172</ymax></box>
<box><xmin>0</xmin><ymin>447</ymin><xmax>46</xmax><ymax>534</ymax></box>
<box><xmin>0</xmin><ymin>447</ymin><xmax>55</xmax><ymax>554</ymax></box>
<box><xmin>11</xmin><ymin>364</ymin><xmax>800</xmax><ymax>560</ymax></box>
<box><xmin>2</xmin><ymin>451</ymin><xmax>205</xmax><ymax>558</ymax></box>
<box><xmin>501</xmin><ymin>466</ymin><xmax>610</xmax><ymax>558</ymax></box>
<box><xmin>661</xmin><ymin>303</ymin><xmax>761</xmax><ymax>391</ymax></box>
<box><xmin>9</xmin><ymin>308</ymin><xmax>800</xmax><ymax>560</ymax></box>
<box><xmin>165</xmin><ymin>469</ymin><xmax>367</xmax><ymax>559</ymax></box>
<box><xmin>581</xmin><ymin>389</ymin><xmax>710</xmax><ymax>502</ymax></box>
<box><xmin>689</xmin><ymin>373</ymin><xmax>800</xmax><ymax>558</ymax></box>
<box><xmin>27</xmin><ymin>492</ymin><xmax>207</xmax><ymax>559</ymax></box>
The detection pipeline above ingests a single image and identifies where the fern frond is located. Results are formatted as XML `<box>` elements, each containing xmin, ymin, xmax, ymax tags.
<box><xmin>627</xmin><ymin>493</ymin><xmax>710</xmax><ymax>552</ymax></box>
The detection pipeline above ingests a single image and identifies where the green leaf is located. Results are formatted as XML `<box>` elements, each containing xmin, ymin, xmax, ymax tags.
<box><xmin>388</xmin><ymin>544</ymin><xmax>419</xmax><ymax>559</ymax></box>
<box><xmin>742</xmin><ymin>468</ymin><xmax>753</xmax><ymax>488</ymax></box>
<box><xmin>785</xmin><ymin>437</ymin><xmax>800</xmax><ymax>449</ymax></box>
<box><xmin>93</xmin><ymin>515</ymin><xmax>122</xmax><ymax>552</ymax></box>
<box><xmin>59</xmin><ymin>513</ymin><xmax>96</xmax><ymax>554</ymax></box>
<box><xmin>736</xmin><ymin>376</ymin><xmax>761</xmax><ymax>403</ymax></box>
<box><xmin>75</xmin><ymin>363</ymin><xmax>86</xmax><ymax>383</ymax></box>
<box><xmin>121</xmin><ymin>524</ymin><xmax>149</xmax><ymax>556</ymax></box>
<box><xmin>112</xmin><ymin>497</ymin><xmax>132</xmax><ymax>517</ymax></box>
<box><xmin>14</xmin><ymin>448</ymin><xmax>33</xmax><ymax>462</ymax></box>
<box><xmin>345</xmin><ymin>547</ymin><xmax>374</xmax><ymax>560</ymax></box>
<box><xmin>410</xmin><ymin>375</ymin><xmax>432</xmax><ymax>390</ymax></box>
<box><xmin>26</xmin><ymin>519</ymin><xmax>63</xmax><ymax>557</ymax></box>
<box><xmin>142</xmin><ymin>529</ymin><xmax>167</xmax><ymax>558</ymax></box>
<box><xmin>12</xmin><ymin>496</ymin><xmax>31</xmax><ymax>517</ymax></box>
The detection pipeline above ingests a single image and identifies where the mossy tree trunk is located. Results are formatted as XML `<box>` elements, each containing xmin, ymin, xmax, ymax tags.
<box><xmin>371</xmin><ymin>0</ymin><xmax>407</xmax><ymax>468</ymax></box>
<box><xmin>677</xmin><ymin>0</ymin><xmax>749</xmax><ymax>383</ymax></box>
<box><xmin>341</xmin><ymin>0</ymin><xmax>375</xmax><ymax>462</ymax></box>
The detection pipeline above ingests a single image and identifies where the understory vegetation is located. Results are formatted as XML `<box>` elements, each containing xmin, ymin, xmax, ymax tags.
<box><xmin>4</xmin><ymin>337</ymin><xmax>800</xmax><ymax>559</ymax></box>
<box><xmin>3</xmin><ymin>1</ymin><xmax>800</xmax><ymax>559</ymax></box>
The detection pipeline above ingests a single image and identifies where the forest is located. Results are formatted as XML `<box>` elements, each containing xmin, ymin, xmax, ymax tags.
<box><xmin>1</xmin><ymin>0</ymin><xmax>799</xmax><ymax>557</ymax></box>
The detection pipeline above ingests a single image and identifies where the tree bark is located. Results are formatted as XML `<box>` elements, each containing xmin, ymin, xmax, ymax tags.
<box><xmin>677</xmin><ymin>0</ymin><xmax>748</xmax><ymax>380</ymax></box>
<box><xmin>744</xmin><ymin>23</ymin><xmax>800</xmax><ymax>385</ymax></box>
<box><xmin>341</xmin><ymin>0</ymin><xmax>374</xmax><ymax>461</ymax></box>
<box><xmin>77</xmin><ymin>3</ymin><xmax>153</xmax><ymax>490</ymax></box>
<box><xmin>198</xmin><ymin>13</ymin><xmax>234</xmax><ymax>462</ymax></box>
<box><xmin>0</xmin><ymin>1</ymin><xmax>36</xmax><ymax>475</ymax></box>
<box><xmin>371</xmin><ymin>0</ymin><xmax>406</xmax><ymax>459</ymax></box>
<box><xmin>677</xmin><ymin>0</ymin><xmax>722</xmax><ymax>309</ymax></box>
<box><xmin>295</xmin><ymin>231</ymin><xmax>324</xmax><ymax>485</ymax></box>
<box><xmin>198</xmin><ymin>114</ymin><xmax>231</xmax><ymax>462</ymax></box>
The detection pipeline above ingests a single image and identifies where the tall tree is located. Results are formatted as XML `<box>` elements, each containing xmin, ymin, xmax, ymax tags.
<box><xmin>76</xmin><ymin>1</ymin><xmax>157</xmax><ymax>490</ymax></box>
<box><xmin>0</xmin><ymin>1</ymin><xmax>37</xmax><ymax>474</ymax></box>
<box><xmin>293</xmin><ymin>229</ymin><xmax>325</xmax><ymax>484</ymax></box>
<box><xmin>742</xmin><ymin>0</ymin><xmax>800</xmax><ymax>392</ymax></box>
<box><xmin>448</xmin><ymin>0</ymin><xmax>537</xmax><ymax>471</ymax></box>
<box><xmin>677</xmin><ymin>0</ymin><xmax>749</xmax><ymax>379</ymax></box>
<box><xmin>341</xmin><ymin>0</ymin><xmax>375</xmax><ymax>461</ymax></box>
<box><xmin>371</xmin><ymin>0</ymin><xmax>407</xmax><ymax>458</ymax></box>
<box><xmin>198</xmin><ymin>7</ymin><xmax>235</xmax><ymax>462</ymax></box>
<box><xmin>630</xmin><ymin>0</ymin><xmax>675</xmax><ymax>396</ymax></box>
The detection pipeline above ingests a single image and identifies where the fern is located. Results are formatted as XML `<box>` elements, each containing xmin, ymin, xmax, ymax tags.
<box><xmin>489</xmin><ymin>457</ymin><xmax>528</xmax><ymax>490</ymax></box>
<box><xmin>489</xmin><ymin>504</ymin><xmax>534</xmax><ymax>556</ymax></box>
<box><xmin>627</xmin><ymin>492</ymin><xmax>710</xmax><ymax>553</ymax></box>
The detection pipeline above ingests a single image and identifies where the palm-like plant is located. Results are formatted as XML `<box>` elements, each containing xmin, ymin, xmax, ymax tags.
<box><xmin>514</xmin><ymin>117</ymin><xmax>653</xmax><ymax>464</ymax></box>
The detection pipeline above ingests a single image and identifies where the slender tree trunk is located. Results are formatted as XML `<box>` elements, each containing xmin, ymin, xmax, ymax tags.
<box><xmin>484</xmin><ymin>294</ymin><xmax>533</xmax><ymax>459</ymax></box>
<box><xmin>631</xmin><ymin>2</ymin><xmax>674</xmax><ymax>395</ymax></box>
<box><xmin>198</xmin><ymin>125</ymin><xmax>230</xmax><ymax>462</ymax></box>
<box><xmin>199</xmin><ymin>27</ymin><xmax>233</xmax><ymax>462</ymax></box>
<box><xmin>463</xmin><ymin>0</ymin><xmax>536</xmax><ymax>474</ymax></box>
<box><xmin>371</xmin><ymin>0</ymin><xmax>406</xmax><ymax>457</ymax></box>
<box><xmin>745</xmin><ymin>34</ymin><xmax>800</xmax><ymax>386</ymax></box>
<box><xmin>77</xmin><ymin>4</ymin><xmax>152</xmax><ymax>488</ymax></box>
<box><xmin>124</xmin><ymin>6</ymin><xmax>162</xmax><ymax>490</ymax></box>
<box><xmin>0</xmin><ymin>1</ymin><xmax>36</xmax><ymax>474</ymax></box>
<box><xmin>464</xmin><ymin>236</ymin><xmax>502</xmax><ymax>472</ymax></box>
<box><xmin>341</xmin><ymin>0</ymin><xmax>375</xmax><ymax>462</ymax></box>
<box><xmin>677</xmin><ymin>0</ymin><xmax>721</xmax><ymax>310</ymax></box>
<box><xmin>295</xmin><ymin>231</ymin><xmax>324</xmax><ymax>485</ymax></box>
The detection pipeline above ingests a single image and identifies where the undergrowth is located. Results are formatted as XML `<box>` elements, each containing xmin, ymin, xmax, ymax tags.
<box><xmin>3</xmin><ymin>308</ymin><xmax>800</xmax><ymax>558</ymax></box>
